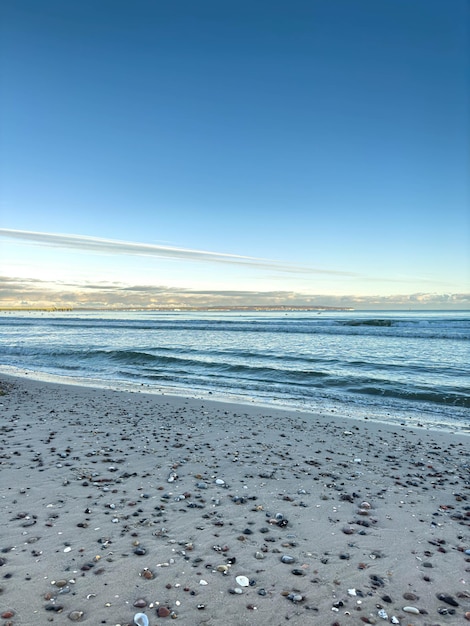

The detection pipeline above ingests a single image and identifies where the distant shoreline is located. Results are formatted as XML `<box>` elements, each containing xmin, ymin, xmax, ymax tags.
<box><xmin>0</xmin><ymin>305</ymin><xmax>355</xmax><ymax>312</ymax></box>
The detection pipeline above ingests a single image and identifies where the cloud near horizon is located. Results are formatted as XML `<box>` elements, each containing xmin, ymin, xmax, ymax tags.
<box><xmin>0</xmin><ymin>228</ymin><xmax>356</xmax><ymax>276</ymax></box>
<box><xmin>1</xmin><ymin>275</ymin><xmax>468</xmax><ymax>310</ymax></box>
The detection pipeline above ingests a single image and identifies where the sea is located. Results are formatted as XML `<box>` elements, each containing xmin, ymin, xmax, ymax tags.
<box><xmin>0</xmin><ymin>310</ymin><xmax>469</xmax><ymax>433</ymax></box>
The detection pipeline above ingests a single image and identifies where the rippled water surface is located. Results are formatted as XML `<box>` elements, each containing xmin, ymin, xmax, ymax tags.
<box><xmin>1</xmin><ymin>310</ymin><xmax>469</xmax><ymax>431</ymax></box>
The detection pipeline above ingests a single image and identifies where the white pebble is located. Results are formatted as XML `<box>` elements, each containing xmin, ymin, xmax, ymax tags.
<box><xmin>235</xmin><ymin>575</ymin><xmax>250</xmax><ymax>587</ymax></box>
<box><xmin>403</xmin><ymin>606</ymin><xmax>419</xmax><ymax>614</ymax></box>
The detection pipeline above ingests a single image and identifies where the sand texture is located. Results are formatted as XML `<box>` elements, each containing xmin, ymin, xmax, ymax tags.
<box><xmin>0</xmin><ymin>374</ymin><xmax>469</xmax><ymax>625</ymax></box>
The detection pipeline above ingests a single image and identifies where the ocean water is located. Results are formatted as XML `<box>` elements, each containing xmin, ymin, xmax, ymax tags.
<box><xmin>0</xmin><ymin>310</ymin><xmax>469</xmax><ymax>432</ymax></box>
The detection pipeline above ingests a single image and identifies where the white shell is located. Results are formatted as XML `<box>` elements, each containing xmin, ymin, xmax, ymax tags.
<box><xmin>134</xmin><ymin>613</ymin><xmax>149</xmax><ymax>626</ymax></box>
<box><xmin>235</xmin><ymin>575</ymin><xmax>250</xmax><ymax>587</ymax></box>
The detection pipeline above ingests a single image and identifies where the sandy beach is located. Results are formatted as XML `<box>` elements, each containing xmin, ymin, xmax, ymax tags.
<box><xmin>0</xmin><ymin>373</ymin><xmax>468</xmax><ymax>625</ymax></box>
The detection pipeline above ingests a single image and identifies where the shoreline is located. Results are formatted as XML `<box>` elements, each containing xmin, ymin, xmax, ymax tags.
<box><xmin>1</xmin><ymin>367</ymin><xmax>467</xmax><ymax>437</ymax></box>
<box><xmin>0</xmin><ymin>374</ymin><xmax>469</xmax><ymax>625</ymax></box>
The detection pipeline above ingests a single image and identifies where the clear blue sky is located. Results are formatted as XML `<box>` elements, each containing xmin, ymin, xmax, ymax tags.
<box><xmin>0</xmin><ymin>0</ymin><xmax>469</xmax><ymax>309</ymax></box>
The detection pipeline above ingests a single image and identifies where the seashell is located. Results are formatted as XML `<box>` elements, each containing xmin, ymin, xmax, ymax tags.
<box><xmin>134</xmin><ymin>613</ymin><xmax>149</xmax><ymax>626</ymax></box>
<box><xmin>235</xmin><ymin>575</ymin><xmax>250</xmax><ymax>587</ymax></box>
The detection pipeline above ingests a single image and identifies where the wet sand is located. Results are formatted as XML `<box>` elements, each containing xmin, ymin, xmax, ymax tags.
<box><xmin>0</xmin><ymin>374</ymin><xmax>469</xmax><ymax>625</ymax></box>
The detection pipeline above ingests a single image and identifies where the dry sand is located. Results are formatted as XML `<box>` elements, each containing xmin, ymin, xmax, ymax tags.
<box><xmin>0</xmin><ymin>373</ymin><xmax>469</xmax><ymax>625</ymax></box>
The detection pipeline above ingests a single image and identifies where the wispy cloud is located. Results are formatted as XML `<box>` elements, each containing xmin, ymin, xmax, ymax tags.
<box><xmin>0</xmin><ymin>228</ymin><xmax>356</xmax><ymax>276</ymax></box>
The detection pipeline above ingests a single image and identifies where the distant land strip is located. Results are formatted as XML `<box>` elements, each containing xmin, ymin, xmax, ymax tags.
<box><xmin>0</xmin><ymin>306</ymin><xmax>354</xmax><ymax>312</ymax></box>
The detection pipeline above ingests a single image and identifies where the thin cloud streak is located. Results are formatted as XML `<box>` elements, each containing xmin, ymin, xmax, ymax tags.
<box><xmin>0</xmin><ymin>229</ymin><xmax>357</xmax><ymax>276</ymax></box>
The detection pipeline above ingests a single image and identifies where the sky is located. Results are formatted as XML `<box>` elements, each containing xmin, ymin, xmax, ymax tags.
<box><xmin>0</xmin><ymin>0</ymin><xmax>469</xmax><ymax>310</ymax></box>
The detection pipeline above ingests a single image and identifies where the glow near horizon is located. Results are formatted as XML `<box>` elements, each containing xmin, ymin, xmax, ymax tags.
<box><xmin>0</xmin><ymin>0</ymin><xmax>468</xmax><ymax>309</ymax></box>
<box><xmin>0</xmin><ymin>228</ymin><xmax>468</xmax><ymax>309</ymax></box>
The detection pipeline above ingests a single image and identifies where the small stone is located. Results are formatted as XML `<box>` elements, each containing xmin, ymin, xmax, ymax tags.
<box><xmin>236</xmin><ymin>575</ymin><xmax>250</xmax><ymax>587</ymax></box>
<box><xmin>288</xmin><ymin>593</ymin><xmax>303</xmax><ymax>603</ymax></box>
<box><xmin>157</xmin><ymin>606</ymin><xmax>171</xmax><ymax>618</ymax></box>
<box><xmin>1</xmin><ymin>611</ymin><xmax>14</xmax><ymax>619</ymax></box>
<box><xmin>291</xmin><ymin>568</ymin><xmax>305</xmax><ymax>576</ymax></box>
<box><xmin>133</xmin><ymin>599</ymin><xmax>147</xmax><ymax>608</ymax></box>
<box><xmin>281</xmin><ymin>555</ymin><xmax>295</xmax><ymax>564</ymax></box>
<box><xmin>68</xmin><ymin>611</ymin><xmax>84</xmax><ymax>621</ymax></box>
<box><xmin>436</xmin><ymin>593</ymin><xmax>459</xmax><ymax>607</ymax></box>
<box><xmin>134</xmin><ymin>547</ymin><xmax>146</xmax><ymax>556</ymax></box>
<box><xmin>403</xmin><ymin>593</ymin><xmax>418</xmax><ymax>601</ymax></box>
<box><xmin>402</xmin><ymin>606</ymin><xmax>420</xmax><ymax>614</ymax></box>
<box><xmin>45</xmin><ymin>604</ymin><xmax>64</xmax><ymax>612</ymax></box>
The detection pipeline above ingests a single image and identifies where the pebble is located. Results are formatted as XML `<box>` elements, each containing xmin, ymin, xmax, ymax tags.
<box><xmin>157</xmin><ymin>606</ymin><xmax>171</xmax><ymax>617</ymax></box>
<box><xmin>291</xmin><ymin>568</ymin><xmax>305</xmax><ymax>576</ymax></box>
<box><xmin>402</xmin><ymin>606</ymin><xmax>420</xmax><ymax>614</ymax></box>
<box><xmin>403</xmin><ymin>592</ymin><xmax>418</xmax><ymax>601</ymax></box>
<box><xmin>287</xmin><ymin>593</ymin><xmax>303</xmax><ymax>603</ymax></box>
<box><xmin>280</xmin><ymin>555</ymin><xmax>296</xmax><ymax>564</ymax></box>
<box><xmin>235</xmin><ymin>575</ymin><xmax>250</xmax><ymax>587</ymax></box>
<box><xmin>68</xmin><ymin>610</ymin><xmax>85</xmax><ymax>621</ymax></box>
<box><xmin>436</xmin><ymin>592</ymin><xmax>459</xmax><ymax>606</ymax></box>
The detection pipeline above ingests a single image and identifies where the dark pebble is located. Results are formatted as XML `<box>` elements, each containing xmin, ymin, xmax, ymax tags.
<box><xmin>403</xmin><ymin>592</ymin><xmax>419</xmax><ymax>601</ymax></box>
<box><xmin>45</xmin><ymin>604</ymin><xmax>64</xmax><ymax>612</ymax></box>
<box><xmin>436</xmin><ymin>593</ymin><xmax>459</xmax><ymax>607</ymax></box>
